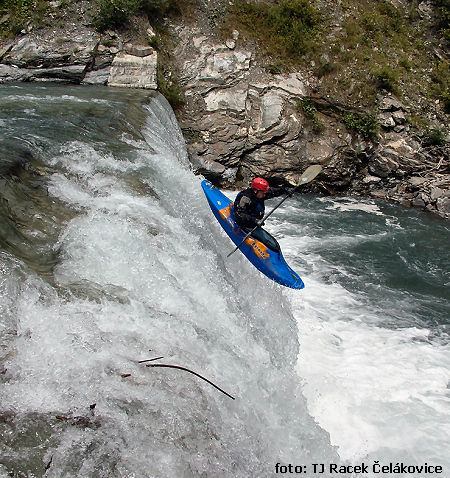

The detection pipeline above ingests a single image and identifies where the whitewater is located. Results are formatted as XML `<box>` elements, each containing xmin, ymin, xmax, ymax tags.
<box><xmin>0</xmin><ymin>84</ymin><xmax>449</xmax><ymax>477</ymax></box>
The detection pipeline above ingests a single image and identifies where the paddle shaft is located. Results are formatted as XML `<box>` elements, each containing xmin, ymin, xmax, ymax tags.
<box><xmin>227</xmin><ymin>165</ymin><xmax>322</xmax><ymax>258</ymax></box>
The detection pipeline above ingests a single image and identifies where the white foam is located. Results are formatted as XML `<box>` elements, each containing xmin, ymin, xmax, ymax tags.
<box><xmin>277</xmin><ymin>228</ymin><xmax>450</xmax><ymax>473</ymax></box>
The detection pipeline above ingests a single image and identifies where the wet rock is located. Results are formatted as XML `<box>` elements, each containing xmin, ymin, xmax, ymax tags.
<box><xmin>371</xmin><ymin>189</ymin><xmax>387</xmax><ymax>199</ymax></box>
<box><xmin>191</xmin><ymin>153</ymin><xmax>226</xmax><ymax>180</ymax></box>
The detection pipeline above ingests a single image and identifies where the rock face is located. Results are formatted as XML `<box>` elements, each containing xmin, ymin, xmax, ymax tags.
<box><xmin>170</xmin><ymin>24</ymin><xmax>449</xmax><ymax>219</ymax></box>
<box><xmin>108</xmin><ymin>50</ymin><xmax>157</xmax><ymax>89</ymax></box>
<box><xmin>0</xmin><ymin>26</ymin><xmax>157</xmax><ymax>89</ymax></box>
<box><xmin>175</xmin><ymin>28</ymin><xmax>350</xmax><ymax>187</ymax></box>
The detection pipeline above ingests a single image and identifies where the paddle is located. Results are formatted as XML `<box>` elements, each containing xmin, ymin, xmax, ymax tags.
<box><xmin>227</xmin><ymin>164</ymin><xmax>322</xmax><ymax>258</ymax></box>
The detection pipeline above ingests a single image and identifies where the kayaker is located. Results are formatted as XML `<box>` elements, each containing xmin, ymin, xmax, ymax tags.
<box><xmin>233</xmin><ymin>177</ymin><xmax>291</xmax><ymax>251</ymax></box>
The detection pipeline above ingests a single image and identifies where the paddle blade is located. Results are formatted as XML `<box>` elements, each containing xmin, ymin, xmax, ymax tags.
<box><xmin>298</xmin><ymin>164</ymin><xmax>322</xmax><ymax>185</ymax></box>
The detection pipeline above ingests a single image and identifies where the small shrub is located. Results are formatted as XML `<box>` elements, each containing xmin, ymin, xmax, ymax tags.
<box><xmin>343</xmin><ymin>112</ymin><xmax>378</xmax><ymax>139</ymax></box>
<box><xmin>431</xmin><ymin>0</ymin><xmax>450</xmax><ymax>44</ymax></box>
<box><xmin>265</xmin><ymin>63</ymin><xmax>284</xmax><ymax>75</ymax></box>
<box><xmin>297</xmin><ymin>98</ymin><xmax>325</xmax><ymax>134</ymax></box>
<box><xmin>0</xmin><ymin>0</ymin><xmax>49</xmax><ymax>37</ymax></box>
<box><xmin>317</xmin><ymin>61</ymin><xmax>336</xmax><ymax>78</ymax></box>
<box><xmin>230</xmin><ymin>0</ymin><xmax>322</xmax><ymax>61</ymax></box>
<box><xmin>442</xmin><ymin>90</ymin><xmax>450</xmax><ymax>114</ymax></box>
<box><xmin>93</xmin><ymin>0</ymin><xmax>179</xmax><ymax>32</ymax></box>
<box><xmin>141</xmin><ymin>0</ymin><xmax>178</xmax><ymax>19</ymax></box>
<box><xmin>157</xmin><ymin>68</ymin><xmax>184</xmax><ymax>110</ymax></box>
<box><xmin>94</xmin><ymin>0</ymin><xmax>141</xmax><ymax>31</ymax></box>
<box><xmin>399</xmin><ymin>57</ymin><xmax>413</xmax><ymax>71</ymax></box>
<box><xmin>423</xmin><ymin>128</ymin><xmax>447</xmax><ymax>146</ymax></box>
<box><xmin>430</xmin><ymin>60</ymin><xmax>450</xmax><ymax>113</ymax></box>
<box><xmin>148</xmin><ymin>35</ymin><xmax>161</xmax><ymax>49</ymax></box>
<box><xmin>372</xmin><ymin>66</ymin><xmax>399</xmax><ymax>92</ymax></box>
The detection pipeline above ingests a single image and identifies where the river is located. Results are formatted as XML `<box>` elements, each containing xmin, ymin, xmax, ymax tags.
<box><xmin>0</xmin><ymin>84</ymin><xmax>448</xmax><ymax>478</ymax></box>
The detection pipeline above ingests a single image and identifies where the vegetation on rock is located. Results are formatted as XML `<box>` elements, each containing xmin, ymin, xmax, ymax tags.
<box><xmin>93</xmin><ymin>0</ymin><xmax>179</xmax><ymax>31</ymax></box>
<box><xmin>224</xmin><ymin>0</ymin><xmax>449</xmax><ymax>124</ymax></box>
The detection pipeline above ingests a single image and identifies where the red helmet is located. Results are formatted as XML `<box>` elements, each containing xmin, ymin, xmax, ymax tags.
<box><xmin>251</xmin><ymin>177</ymin><xmax>269</xmax><ymax>193</ymax></box>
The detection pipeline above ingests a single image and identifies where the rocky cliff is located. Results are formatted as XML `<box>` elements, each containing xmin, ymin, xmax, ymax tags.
<box><xmin>0</xmin><ymin>0</ymin><xmax>449</xmax><ymax>218</ymax></box>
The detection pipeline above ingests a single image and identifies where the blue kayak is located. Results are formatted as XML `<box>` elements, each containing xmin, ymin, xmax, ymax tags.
<box><xmin>201</xmin><ymin>180</ymin><xmax>304</xmax><ymax>290</ymax></box>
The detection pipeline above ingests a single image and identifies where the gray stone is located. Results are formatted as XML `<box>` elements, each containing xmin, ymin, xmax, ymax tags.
<box><xmin>3</xmin><ymin>29</ymin><xmax>99</xmax><ymax>68</ymax></box>
<box><xmin>371</xmin><ymin>190</ymin><xmax>387</xmax><ymax>199</ymax></box>
<box><xmin>190</xmin><ymin>152</ymin><xmax>226</xmax><ymax>180</ymax></box>
<box><xmin>225</xmin><ymin>40</ymin><xmax>236</xmax><ymax>50</ymax></box>
<box><xmin>430</xmin><ymin>187</ymin><xmax>443</xmax><ymax>200</ymax></box>
<box><xmin>436</xmin><ymin>197</ymin><xmax>450</xmax><ymax>216</ymax></box>
<box><xmin>0</xmin><ymin>64</ymin><xmax>30</xmax><ymax>82</ymax></box>
<box><xmin>379</xmin><ymin>96</ymin><xmax>404</xmax><ymax>111</ymax></box>
<box><xmin>0</xmin><ymin>41</ymin><xmax>13</xmax><ymax>60</ymax></box>
<box><xmin>412</xmin><ymin>196</ymin><xmax>426</xmax><ymax>207</ymax></box>
<box><xmin>82</xmin><ymin>67</ymin><xmax>110</xmax><ymax>85</ymax></box>
<box><xmin>369</xmin><ymin>154</ymin><xmax>399</xmax><ymax>178</ymax></box>
<box><xmin>409</xmin><ymin>176</ymin><xmax>427</xmax><ymax>187</ymax></box>
<box><xmin>30</xmin><ymin>65</ymin><xmax>86</xmax><ymax>81</ymax></box>
<box><xmin>392</xmin><ymin>110</ymin><xmax>406</xmax><ymax>124</ymax></box>
<box><xmin>147</xmin><ymin>26</ymin><xmax>156</xmax><ymax>40</ymax></box>
<box><xmin>379</xmin><ymin>112</ymin><xmax>396</xmax><ymax>129</ymax></box>
<box><xmin>203</xmin><ymin>86</ymin><xmax>247</xmax><ymax>112</ymax></box>
<box><xmin>124</xmin><ymin>44</ymin><xmax>154</xmax><ymax>57</ymax></box>
<box><xmin>108</xmin><ymin>52</ymin><xmax>157</xmax><ymax>89</ymax></box>
<box><xmin>363</xmin><ymin>175</ymin><xmax>382</xmax><ymax>184</ymax></box>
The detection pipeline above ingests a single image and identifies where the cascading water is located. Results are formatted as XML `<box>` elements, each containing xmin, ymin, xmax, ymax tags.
<box><xmin>0</xmin><ymin>84</ymin><xmax>341</xmax><ymax>477</ymax></box>
<box><xmin>0</xmin><ymin>84</ymin><xmax>448</xmax><ymax>478</ymax></box>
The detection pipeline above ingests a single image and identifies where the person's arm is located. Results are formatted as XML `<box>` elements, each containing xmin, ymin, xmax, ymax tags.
<box><xmin>266</xmin><ymin>185</ymin><xmax>294</xmax><ymax>200</ymax></box>
<box><xmin>234</xmin><ymin>193</ymin><xmax>259</xmax><ymax>227</ymax></box>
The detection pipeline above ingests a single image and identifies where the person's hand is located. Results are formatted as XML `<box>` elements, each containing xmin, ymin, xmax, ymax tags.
<box><xmin>256</xmin><ymin>220</ymin><xmax>265</xmax><ymax>227</ymax></box>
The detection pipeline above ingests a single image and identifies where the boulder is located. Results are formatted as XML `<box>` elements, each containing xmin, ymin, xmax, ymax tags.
<box><xmin>379</xmin><ymin>96</ymin><xmax>404</xmax><ymax>111</ymax></box>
